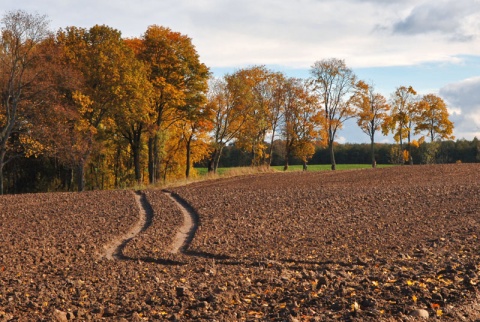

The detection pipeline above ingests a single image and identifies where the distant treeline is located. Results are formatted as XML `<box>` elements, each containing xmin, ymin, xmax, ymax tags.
<box><xmin>4</xmin><ymin>138</ymin><xmax>478</xmax><ymax>194</ymax></box>
<box><xmin>198</xmin><ymin>138</ymin><xmax>480</xmax><ymax>168</ymax></box>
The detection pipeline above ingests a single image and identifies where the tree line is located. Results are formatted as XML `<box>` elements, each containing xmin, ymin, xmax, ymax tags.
<box><xmin>204</xmin><ymin>139</ymin><xmax>480</xmax><ymax>169</ymax></box>
<box><xmin>0</xmin><ymin>10</ymin><xmax>457</xmax><ymax>194</ymax></box>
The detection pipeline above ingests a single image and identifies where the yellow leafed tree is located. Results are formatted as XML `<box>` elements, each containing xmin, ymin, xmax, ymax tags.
<box><xmin>415</xmin><ymin>94</ymin><xmax>454</xmax><ymax>142</ymax></box>
<box><xmin>352</xmin><ymin>80</ymin><xmax>390</xmax><ymax>167</ymax></box>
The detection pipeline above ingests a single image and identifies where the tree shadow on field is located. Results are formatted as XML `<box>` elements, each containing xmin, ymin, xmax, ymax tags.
<box><xmin>183</xmin><ymin>249</ymin><xmax>232</xmax><ymax>260</ymax></box>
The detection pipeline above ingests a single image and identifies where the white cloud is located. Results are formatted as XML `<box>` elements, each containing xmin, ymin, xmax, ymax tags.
<box><xmin>336</xmin><ymin>136</ymin><xmax>347</xmax><ymax>144</ymax></box>
<box><xmin>3</xmin><ymin>0</ymin><xmax>480</xmax><ymax>69</ymax></box>
<box><xmin>440</xmin><ymin>77</ymin><xmax>480</xmax><ymax>140</ymax></box>
<box><xmin>392</xmin><ymin>0</ymin><xmax>480</xmax><ymax>42</ymax></box>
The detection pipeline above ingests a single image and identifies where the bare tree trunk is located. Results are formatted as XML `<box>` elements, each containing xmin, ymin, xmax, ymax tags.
<box><xmin>407</xmin><ymin>131</ymin><xmax>413</xmax><ymax>165</ymax></box>
<box><xmin>268</xmin><ymin>129</ymin><xmax>276</xmax><ymax>166</ymax></box>
<box><xmin>329</xmin><ymin>141</ymin><xmax>336</xmax><ymax>170</ymax></box>
<box><xmin>214</xmin><ymin>146</ymin><xmax>224</xmax><ymax>173</ymax></box>
<box><xmin>371</xmin><ymin>138</ymin><xmax>376</xmax><ymax>168</ymax></box>
<box><xmin>0</xmin><ymin>160</ymin><xmax>4</xmax><ymax>195</ymax></box>
<box><xmin>131</xmin><ymin>128</ymin><xmax>142</xmax><ymax>185</ymax></box>
<box><xmin>283</xmin><ymin>156</ymin><xmax>289</xmax><ymax>171</ymax></box>
<box><xmin>147</xmin><ymin>132</ymin><xmax>164</xmax><ymax>183</ymax></box>
<box><xmin>133</xmin><ymin>144</ymin><xmax>141</xmax><ymax>184</ymax></box>
<box><xmin>77</xmin><ymin>160</ymin><xmax>85</xmax><ymax>192</ymax></box>
<box><xmin>284</xmin><ymin>141</ymin><xmax>292</xmax><ymax>171</ymax></box>
<box><xmin>207</xmin><ymin>148</ymin><xmax>218</xmax><ymax>173</ymax></box>
<box><xmin>148</xmin><ymin>137</ymin><xmax>155</xmax><ymax>184</ymax></box>
<box><xmin>67</xmin><ymin>168</ymin><xmax>73</xmax><ymax>191</ymax></box>
<box><xmin>185</xmin><ymin>135</ymin><xmax>192</xmax><ymax>179</ymax></box>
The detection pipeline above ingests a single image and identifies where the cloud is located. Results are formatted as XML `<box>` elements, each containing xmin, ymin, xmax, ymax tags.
<box><xmin>3</xmin><ymin>0</ymin><xmax>480</xmax><ymax>70</ymax></box>
<box><xmin>440</xmin><ymin>77</ymin><xmax>480</xmax><ymax>139</ymax></box>
<box><xmin>392</xmin><ymin>0</ymin><xmax>480</xmax><ymax>41</ymax></box>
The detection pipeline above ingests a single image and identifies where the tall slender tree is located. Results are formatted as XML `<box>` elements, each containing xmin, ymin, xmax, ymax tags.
<box><xmin>233</xmin><ymin>66</ymin><xmax>280</xmax><ymax>166</ymax></box>
<box><xmin>310</xmin><ymin>58</ymin><xmax>356</xmax><ymax>170</ymax></box>
<box><xmin>206</xmin><ymin>76</ymin><xmax>249</xmax><ymax>173</ymax></box>
<box><xmin>353</xmin><ymin>81</ymin><xmax>390</xmax><ymax>168</ymax></box>
<box><xmin>384</xmin><ymin>86</ymin><xmax>417</xmax><ymax>164</ymax></box>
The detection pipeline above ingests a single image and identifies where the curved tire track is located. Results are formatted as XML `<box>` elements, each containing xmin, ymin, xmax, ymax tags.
<box><xmin>102</xmin><ymin>191</ymin><xmax>153</xmax><ymax>260</ymax></box>
<box><xmin>164</xmin><ymin>191</ymin><xmax>199</xmax><ymax>254</ymax></box>
<box><xmin>101</xmin><ymin>190</ymin><xmax>198</xmax><ymax>260</ymax></box>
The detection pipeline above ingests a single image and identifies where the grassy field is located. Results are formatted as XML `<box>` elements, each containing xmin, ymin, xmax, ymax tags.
<box><xmin>195</xmin><ymin>164</ymin><xmax>395</xmax><ymax>176</ymax></box>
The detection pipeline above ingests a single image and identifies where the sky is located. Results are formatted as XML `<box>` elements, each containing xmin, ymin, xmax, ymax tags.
<box><xmin>2</xmin><ymin>0</ymin><xmax>480</xmax><ymax>143</ymax></box>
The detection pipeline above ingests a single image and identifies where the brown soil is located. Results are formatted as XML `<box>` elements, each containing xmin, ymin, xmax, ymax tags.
<box><xmin>0</xmin><ymin>164</ymin><xmax>479</xmax><ymax>321</ymax></box>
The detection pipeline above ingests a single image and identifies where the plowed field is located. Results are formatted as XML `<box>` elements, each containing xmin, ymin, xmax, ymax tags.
<box><xmin>1</xmin><ymin>164</ymin><xmax>479</xmax><ymax>321</ymax></box>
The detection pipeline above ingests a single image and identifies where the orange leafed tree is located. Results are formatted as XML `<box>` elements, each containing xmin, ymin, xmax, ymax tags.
<box><xmin>352</xmin><ymin>80</ymin><xmax>390</xmax><ymax>167</ymax></box>
<box><xmin>206</xmin><ymin>76</ymin><xmax>250</xmax><ymax>173</ymax></box>
<box><xmin>281</xmin><ymin>78</ymin><xmax>323</xmax><ymax>170</ymax></box>
<box><xmin>21</xmin><ymin>34</ymin><xmax>91</xmax><ymax>191</ymax></box>
<box><xmin>233</xmin><ymin>66</ymin><xmax>281</xmax><ymax>166</ymax></box>
<box><xmin>415</xmin><ymin>94</ymin><xmax>454</xmax><ymax>142</ymax></box>
<box><xmin>137</xmin><ymin>25</ymin><xmax>209</xmax><ymax>183</ymax></box>
<box><xmin>179</xmin><ymin>101</ymin><xmax>213</xmax><ymax>179</ymax></box>
<box><xmin>57</xmin><ymin>24</ymin><xmax>145</xmax><ymax>190</ymax></box>
<box><xmin>383</xmin><ymin>85</ymin><xmax>417</xmax><ymax>165</ymax></box>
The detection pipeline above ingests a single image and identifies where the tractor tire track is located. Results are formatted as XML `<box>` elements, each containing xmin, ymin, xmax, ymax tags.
<box><xmin>102</xmin><ymin>191</ymin><xmax>153</xmax><ymax>260</ymax></box>
<box><xmin>164</xmin><ymin>191</ymin><xmax>199</xmax><ymax>254</ymax></box>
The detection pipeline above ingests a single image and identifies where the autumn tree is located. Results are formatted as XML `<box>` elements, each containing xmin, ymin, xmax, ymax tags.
<box><xmin>0</xmin><ymin>10</ymin><xmax>50</xmax><ymax>194</ymax></box>
<box><xmin>352</xmin><ymin>81</ymin><xmax>390</xmax><ymax>168</ymax></box>
<box><xmin>233</xmin><ymin>66</ymin><xmax>281</xmax><ymax>166</ymax></box>
<box><xmin>383</xmin><ymin>86</ymin><xmax>417</xmax><ymax>165</ymax></box>
<box><xmin>411</xmin><ymin>94</ymin><xmax>455</xmax><ymax>164</ymax></box>
<box><xmin>57</xmin><ymin>25</ymin><xmax>147</xmax><ymax>191</ymax></box>
<box><xmin>106</xmin><ymin>39</ymin><xmax>153</xmax><ymax>186</ymax></box>
<box><xmin>281</xmin><ymin>78</ymin><xmax>322</xmax><ymax>170</ymax></box>
<box><xmin>111</xmin><ymin>60</ymin><xmax>153</xmax><ymax>184</ymax></box>
<box><xmin>310</xmin><ymin>58</ymin><xmax>357</xmax><ymax>170</ymax></box>
<box><xmin>180</xmin><ymin>101</ymin><xmax>212</xmax><ymax>178</ymax></box>
<box><xmin>266</xmin><ymin>72</ymin><xmax>288</xmax><ymax>166</ymax></box>
<box><xmin>415</xmin><ymin>94</ymin><xmax>454</xmax><ymax>142</ymax></box>
<box><xmin>138</xmin><ymin>25</ymin><xmax>209</xmax><ymax>184</ymax></box>
<box><xmin>19</xmin><ymin>34</ymin><xmax>88</xmax><ymax>191</ymax></box>
<box><xmin>206</xmin><ymin>76</ymin><xmax>249</xmax><ymax>173</ymax></box>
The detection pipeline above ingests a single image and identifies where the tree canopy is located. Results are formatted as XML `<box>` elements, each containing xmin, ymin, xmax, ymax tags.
<box><xmin>0</xmin><ymin>10</ymin><xmax>460</xmax><ymax>194</ymax></box>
